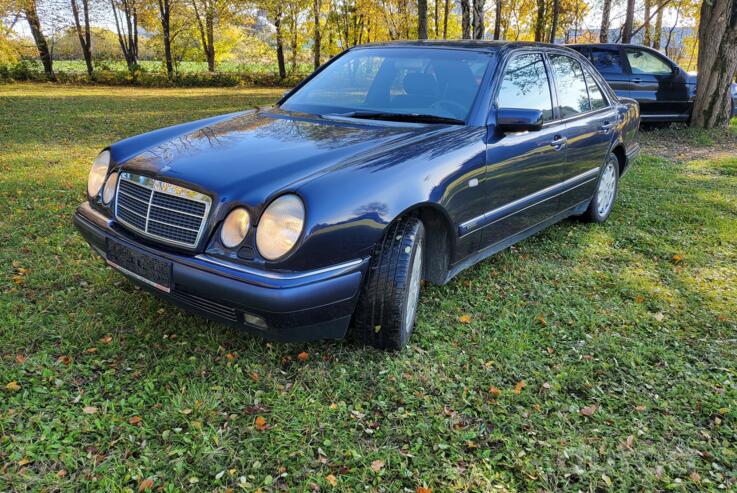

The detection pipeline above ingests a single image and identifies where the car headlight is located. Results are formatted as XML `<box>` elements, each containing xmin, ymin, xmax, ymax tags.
<box><xmin>256</xmin><ymin>194</ymin><xmax>305</xmax><ymax>260</ymax></box>
<box><xmin>221</xmin><ymin>207</ymin><xmax>251</xmax><ymax>248</ymax></box>
<box><xmin>102</xmin><ymin>171</ymin><xmax>119</xmax><ymax>204</ymax></box>
<box><xmin>87</xmin><ymin>150</ymin><xmax>111</xmax><ymax>198</ymax></box>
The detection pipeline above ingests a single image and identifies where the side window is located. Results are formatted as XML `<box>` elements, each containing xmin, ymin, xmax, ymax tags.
<box><xmin>496</xmin><ymin>53</ymin><xmax>554</xmax><ymax>122</ymax></box>
<box><xmin>590</xmin><ymin>48</ymin><xmax>626</xmax><ymax>75</ymax></box>
<box><xmin>583</xmin><ymin>67</ymin><xmax>607</xmax><ymax>110</ymax></box>
<box><xmin>549</xmin><ymin>54</ymin><xmax>590</xmax><ymax>118</ymax></box>
<box><xmin>625</xmin><ymin>49</ymin><xmax>672</xmax><ymax>75</ymax></box>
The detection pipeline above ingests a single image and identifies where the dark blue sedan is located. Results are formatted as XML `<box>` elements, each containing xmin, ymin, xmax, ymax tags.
<box><xmin>74</xmin><ymin>41</ymin><xmax>640</xmax><ymax>350</ymax></box>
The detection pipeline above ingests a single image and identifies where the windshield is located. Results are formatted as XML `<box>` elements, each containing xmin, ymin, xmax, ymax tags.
<box><xmin>281</xmin><ymin>47</ymin><xmax>492</xmax><ymax>123</ymax></box>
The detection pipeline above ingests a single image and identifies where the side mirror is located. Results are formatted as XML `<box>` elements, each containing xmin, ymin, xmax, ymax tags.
<box><xmin>495</xmin><ymin>108</ymin><xmax>544</xmax><ymax>133</ymax></box>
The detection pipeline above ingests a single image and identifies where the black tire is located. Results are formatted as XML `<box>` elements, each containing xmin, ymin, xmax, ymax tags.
<box><xmin>352</xmin><ymin>216</ymin><xmax>425</xmax><ymax>350</ymax></box>
<box><xmin>582</xmin><ymin>152</ymin><xmax>620</xmax><ymax>223</ymax></box>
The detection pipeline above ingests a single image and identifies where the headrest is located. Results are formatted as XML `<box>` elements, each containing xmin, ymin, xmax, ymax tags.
<box><xmin>403</xmin><ymin>72</ymin><xmax>439</xmax><ymax>98</ymax></box>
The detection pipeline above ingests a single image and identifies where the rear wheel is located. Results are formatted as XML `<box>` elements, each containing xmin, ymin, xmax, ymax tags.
<box><xmin>352</xmin><ymin>217</ymin><xmax>424</xmax><ymax>350</ymax></box>
<box><xmin>582</xmin><ymin>152</ymin><xmax>619</xmax><ymax>223</ymax></box>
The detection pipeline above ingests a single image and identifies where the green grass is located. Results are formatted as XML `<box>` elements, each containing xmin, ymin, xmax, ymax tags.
<box><xmin>1</xmin><ymin>83</ymin><xmax>737</xmax><ymax>492</ymax></box>
<box><xmin>53</xmin><ymin>60</ymin><xmax>313</xmax><ymax>75</ymax></box>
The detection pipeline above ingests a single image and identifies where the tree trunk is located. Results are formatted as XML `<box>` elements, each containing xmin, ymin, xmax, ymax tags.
<box><xmin>24</xmin><ymin>0</ymin><xmax>54</xmax><ymax>79</ymax></box>
<box><xmin>442</xmin><ymin>0</ymin><xmax>449</xmax><ymax>38</ymax></box>
<box><xmin>206</xmin><ymin>11</ymin><xmax>215</xmax><ymax>71</ymax></box>
<box><xmin>690</xmin><ymin>0</ymin><xmax>737</xmax><ymax>128</ymax></box>
<box><xmin>493</xmin><ymin>0</ymin><xmax>501</xmax><ymax>39</ymax></box>
<box><xmin>548</xmin><ymin>0</ymin><xmax>559</xmax><ymax>43</ymax></box>
<box><xmin>70</xmin><ymin>0</ymin><xmax>93</xmax><ymax>77</ymax></box>
<box><xmin>599</xmin><ymin>0</ymin><xmax>611</xmax><ymax>42</ymax></box>
<box><xmin>653</xmin><ymin>6</ymin><xmax>663</xmax><ymax>48</ymax></box>
<box><xmin>157</xmin><ymin>0</ymin><xmax>173</xmax><ymax>79</ymax></box>
<box><xmin>460</xmin><ymin>0</ymin><xmax>471</xmax><ymax>39</ymax></box>
<box><xmin>534</xmin><ymin>0</ymin><xmax>545</xmax><ymax>42</ymax></box>
<box><xmin>643</xmin><ymin>0</ymin><xmax>651</xmax><ymax>45</ymax></box>
<box><xmin>418</xmin><ymin>0</ymin><xmax>428</xmax><ymax>39</ymax></box>
<box><xmin>313</xmin><ymin>0</ymin><xmax>321</xmax><ymax>69</ymax></box>
<box><xmin>621</xmin><ymin>0</ymin><xmax>635</xmax><ymax>43</ymax></box>
<box><xmin>112</xmin><ymin>0</ymin><xmax>139</xmax><ymax>72</ymax></box>
<box><xmin>290</xmin><ymin>7</ymin><xmax>298</xmax><ymax>73</ymax></box>
<box><xmin>472</xmin><ymin>0</ymin><xmax>484</xmax><ymax>39</ymax></box>
<box><xmin>274</xmin><ymin>9</ymin><xmax>286</xmax><ymax>79</ymax></box>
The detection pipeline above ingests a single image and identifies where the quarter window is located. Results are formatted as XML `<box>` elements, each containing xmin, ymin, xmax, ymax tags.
<box><xmin>583</xmin><ymin>67</ymin><xmax>607</xmax><ymax>110</ymax></box>
<box><xmin>496</xmin><ymin>53</ymin><xmax>554</xmax><ymax>122</ymax></box>
<box><xmin>549</xmin><ymin>54</ymin><xmax>590</xmax><ymax>118</ymax></box>
<box><xmin>625</xmin><ymin>49</ymin><xmax>672</xmax><ymax>75</ymax></box>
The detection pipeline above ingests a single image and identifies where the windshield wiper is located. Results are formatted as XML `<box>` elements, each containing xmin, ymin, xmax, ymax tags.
<box><xmin>333</xmin><ymin>111</ymin><xmax>464</xmax><ymax>125</ymax></box>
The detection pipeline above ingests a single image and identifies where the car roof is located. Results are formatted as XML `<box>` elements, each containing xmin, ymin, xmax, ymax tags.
<box><xmin>567</xmin><ymin>43</ymin><xmax>650</xmax><ymax>49</ymax></box>
<box><xmin>350</xmin><ymin>40</ymin><xmax>578</xmax><ymax>54</ymax></box>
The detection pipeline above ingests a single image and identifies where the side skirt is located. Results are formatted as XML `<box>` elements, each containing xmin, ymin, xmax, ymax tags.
<box><xmin>442</xmin><ymin>199</ymin><xmax>591</xmax><ymax>284</ymax></box>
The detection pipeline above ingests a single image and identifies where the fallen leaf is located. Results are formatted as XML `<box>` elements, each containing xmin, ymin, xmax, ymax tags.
<box><xmin>85</xmin><ymin>347</ymin><xmax>98</xmax><ymax>353</ymax></box>
<box><xmin>255</xmin><ymin>416</ymin><xmax>268</xmax><ymax>431</ymax></box>
<box><xmin>654</xmin><ymin>312</ymin><xmax>665</xmax><ymax>322</ymax></box>
<box><xmin>329</xmin><ymin>402</ymin><xmax>337</xmax><ymax>410</ymax></box>
<box><xmin>138</xmin><ymin>478</ymin><xmax>155</xmax><ymax>491</ymax></box>
<box><xmin>129</xmin><ymin>416</ymin><xmax>142</xmax><ymax>425</ymax></box>
<box><xmin>17</xmin><ymin>458</ymin><xmax>30</xmax><ymax>466</ymax></box>
<box><xmin>83</xmin><ymin>406</ymin><xmax>98</xmax><ymax>415</ymax></box>
<box><xmin>57</xmin><ymin>355</ymin><xmax>72</xmax><ymax>365</ymax></box>
<box><xmin>542</xmin><ymin>382</ymin><xmax>551</xmax><ymax>390</ymax></box>
<box><xmin>672</xmin><ymin>254</ymin><xmax>684</xmax><ymax>264</ymax></box>
<box><xmin>6</xmin><ymin>381</ymin><xmax>21</xmax><ymax>392</ymax></box>
<box><xmin>634</xmin><ymin>295</ymin><xmax>645</xmax><ymax>304</ymax></box>
<box><xmin>297</xmin><ymin>351</ymin><xmax>309</xmax><ymax>362</ymax></box>
<box><xmin>250</xmin><ymin>371</ymin><xmax>260</xmax><ymax>382</ymax></box>
<box><xmin>580</xmin><ymin>405</ymin><xmax>598</xmax><ymax>417</ymax></box>
<box><xmin>513</xmin><ymin>381</ymin><xmax>526</xmax><ymax>394</ymax></box>
<box><xmin>489</xmin><ymin>386</ymin><xmax>501</xmax><ymax>398</ymax></box>
<box><xmin>15</xmin><ymin>354</ymin><xmax>26</xmax><ymax>364</ymax></box>
<box><xmin>458</xmin><ymin>314</ymin><xmax>471</xmax><ymax>324</ymax></box>
<box><xmin>623</xmin><ymin>435</ymin><xmax>634</xmax><ymax>449</ymax></box>
<box><xmin>326</xmin><ymin>474</ymin><xmax>337</xmax><ymax>486</ymax></box>
<box><xmin>536</xmin><ymin>314</ymin><xmax>547</xmax><ymax>327</ymax></box>
<box><xmin>225</xmin><ymin>353</ymin><xmax>236</xmax><ymax>361</ymax></box>
<box><xmin>370</xmin><ymin>459</ymin><xmax>385</xmax><ymax>473</ymax></box>
<box><xmin>417</xmin><ymin>487</ymin><xmax>432</xmax><ymax>493</ymax></box>
<box><xmin>56</xmin><ymin>469</ymin><xmax>67</xmax><ymax>478</ymax></box>
<box><xmin>100</xmin><ymin>335</ymin><xmax>113</xmax><ymax>345</ymax></box>
<box><xmin>689</xmin><ymin>472</ymin><xmax>701</xmax><ymax>482</ymax></box>
<box><xmin>635</xmin><ymin>405</ymin><xmax>646</xmax><ymax>412</ymax></box>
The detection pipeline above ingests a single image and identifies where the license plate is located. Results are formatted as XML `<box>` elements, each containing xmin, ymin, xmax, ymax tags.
<box><xmin>106</xmin><ymin>239</ymin><xmax>172</xmax><ymax>292</ymax></box>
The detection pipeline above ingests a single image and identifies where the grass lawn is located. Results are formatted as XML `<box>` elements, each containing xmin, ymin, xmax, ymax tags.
<box><xmin>1</xmin><ymin>83</ymin><xmax>737</xmax><ymax>492</ymax></box>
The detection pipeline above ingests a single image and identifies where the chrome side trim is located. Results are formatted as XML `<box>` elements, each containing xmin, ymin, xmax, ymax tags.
<box><xmin>195</xmin><ymin>255</ymin><xmax>365</xmax><ymax>281</ymax></box>
<box><xmin>114</xmin><ymin>172</ymin><xmax>212</xmax><ymax>249</ymax></box>
<box><xmin>460</xmin><ymin>167</ymin><xmax>600</xmax><ymax>234</ymax></box>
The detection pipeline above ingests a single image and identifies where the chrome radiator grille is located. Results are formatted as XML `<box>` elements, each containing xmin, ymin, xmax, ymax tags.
<box><xmin>114</xmin><ymin>172</ymin><xmax>211</xmax><ymax>248</ymax></box>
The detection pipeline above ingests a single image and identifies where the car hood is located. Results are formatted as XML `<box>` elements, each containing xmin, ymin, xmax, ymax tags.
<box><xmin>113</xmin><ymin>109</ymin><xmax>452</xmax><ymax>208</ymax></box>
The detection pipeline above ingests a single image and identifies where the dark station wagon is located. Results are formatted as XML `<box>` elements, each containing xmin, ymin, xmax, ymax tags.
<box><xmin>74</xmin><ymin>41</ymin><xmax>640</xmax><ymax>350</ymax></box>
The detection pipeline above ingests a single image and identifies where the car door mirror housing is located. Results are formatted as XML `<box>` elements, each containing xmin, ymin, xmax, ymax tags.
<box><xmin>495</xmin><ymin>108</ymin><xmax>544</xmax><ymax>133</ymax></box>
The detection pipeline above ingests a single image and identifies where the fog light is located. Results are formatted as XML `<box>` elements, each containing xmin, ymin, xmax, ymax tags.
<box><xmin>243</xmin><ymin>312</ymin><xmax>267</xmax><ymax>330</ymax></box>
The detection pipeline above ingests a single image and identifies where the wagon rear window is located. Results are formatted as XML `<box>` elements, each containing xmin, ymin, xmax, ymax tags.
<box><xmin>281</xmin><ymin>48</ymin><xmax>491</xmax><ymax>122</ymax></box>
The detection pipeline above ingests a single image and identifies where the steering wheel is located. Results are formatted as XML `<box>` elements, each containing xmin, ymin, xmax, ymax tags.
<box><xmin>431</xmin><ymin>100</ymin><xmax>467</xmax><ymax>119</ymax></box>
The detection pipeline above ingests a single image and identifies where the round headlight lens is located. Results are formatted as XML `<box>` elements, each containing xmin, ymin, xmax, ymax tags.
<box><xmin>221</xmin><ymin>207</ymin><xmax>251</xmax><ymax>249</ymax></box>
<box><xmin>256</xmin><ymin>194</ymin><xmax>305</xmax><ymax>260</ymax></box>
<box><xmin>87</xmin><ymin>150</ymin><xmax>111</xmax><ymax>198</ymax></box>
<box><xmin>102</xmin><ymin>171</ymin><xmax>119</xmax><ymax>204</ymax></box>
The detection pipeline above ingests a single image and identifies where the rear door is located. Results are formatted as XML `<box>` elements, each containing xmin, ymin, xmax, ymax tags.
<box><xmin>475</xmin><ymin>52</ymin><xmax>567</xmax><ymax>248</ymax></box>
<box><xmin>588</xmin><ymin>46</ymin><xmax>630</xmax><ymax>99</ymax></box>
<box><xmin>624</xmin><ymin>47</ymin><xmax>690</xmax><ymax>118</ymax></box>
<box><xmin>548</xmin><ymin>53</ymin><xmax>618</xmax><ymax>210</ymax></box>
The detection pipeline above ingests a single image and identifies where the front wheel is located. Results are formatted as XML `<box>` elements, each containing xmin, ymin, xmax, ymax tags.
<box><xmin>352</xmin><ymin>217</ymin><xmax>425</xmax><ymax>350</ymax></box>
<box><xmin>582</xmin><ymin>153</ymin><xmax>619</xmax><ymax>223</ymax></box>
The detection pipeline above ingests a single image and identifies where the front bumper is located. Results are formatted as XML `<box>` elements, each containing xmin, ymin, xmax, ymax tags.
<box><xmin>73</xmin><ymin>202</ymin><xmax>368</xmax><ymax>341</ymax></box>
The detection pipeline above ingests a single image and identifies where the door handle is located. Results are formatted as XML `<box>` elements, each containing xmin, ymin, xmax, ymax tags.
<box><xmin>550</xmin><ymin>135</ymin><xmax>567</xmax><ymax>150</ymax></box>
<box><xmin>599</xmin><ymin>121</ymin><xmax>616</xmax><ymax>133</ymax></box>
<box><xmin>632</xmin><ymin>78</ymin><xmax>642</xmax><ymax>84</ymax></box>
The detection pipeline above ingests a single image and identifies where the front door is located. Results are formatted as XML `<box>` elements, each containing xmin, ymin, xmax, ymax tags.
<box><xmin>588</xmin><ymin>46</ymin><xmax>631</xmax><ymax>100</ymax></box>
<box><xmin>624</xmin><ymin>47</ymin><xmax>690</xmax><ymax>118</ymax></box>
<box><xmin>548</xmin><ymin>54</ymin><xmax>619</xmax><ymax>209</ymax></box>
<box><xmin>476</xmin><ymin>52</ymin><xmax>567</xmax><ymax>248</ymax></box>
